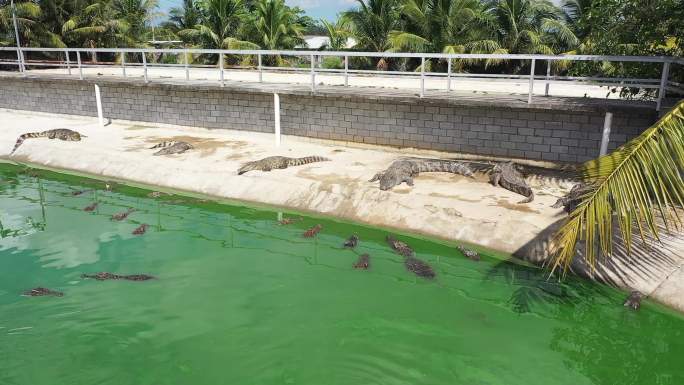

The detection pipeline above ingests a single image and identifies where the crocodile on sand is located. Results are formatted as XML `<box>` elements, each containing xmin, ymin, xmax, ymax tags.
<box><xmin>237</xmin><ymin>156</ymin><xmax>330</xmax><ymax>175</ymax></box>
<box><xmin>490</xmin><ymin>162</ymin><xmax>534</xmax><ymax>203</ymax></box>
<box><xmin>81</xmin><ymin>272</ymin><xmax>156</xmax><ymax>281</ymax></box>
<box><xmin>150</xmin><ymin>141</ymin><xmax>193</xmax><ymax>156</ymax></box>
<box><xmin>369</xmin><ymin>158</ymin><xmax>474</xmax><ymax>191</ymax></box>
<box><xmin>10</xmin><ymin>129</ymin><xmax>85</xmax><ymax>155</ymax></box>
<box><xmin>552</xmin><ymin>183</ymin><xmax>591</xmax><ymax>212</ymax></box>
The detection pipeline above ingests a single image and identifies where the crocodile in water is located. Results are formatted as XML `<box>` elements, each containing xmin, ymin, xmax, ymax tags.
<box><xmin>22</xmin><ymin>287</ymin><xmax>64</xmax><ymax>297</ymax></box>
<box><xmin>343</xmin><ymin>235</ymin><xmax>359</xmax><ymax>248</ymax></box>
<box><xmin>237</xmin><ymin>156</ymin><xmax>330</xmax><ymax>175</ymax></box>
<box><xmin>369</xmin><ymin>158</ymin><xmax>474</xmax><ymax>190</ymax></box>
<box><xmin>10</xmin><ymin>129</ymin><xmax>84</xmax><ymax>155</ymax></box>
<box><xmin>457</xmin><ymin>245</ymin><xmax>480</xmax><ymax>261</ymax></box>
<box><xmin>405</xmin><ymin>256</ymin><xmax>436</xmax><ymax>279</ymax></box>
<box><xmin>111</xmin><ymin>208</ymin><xmax>135</xmax><ymax>221</ymax></box>
<box><xmin>81</xmin><ymin>272</ymin><xmax>156</xmax><ymax>281</ymax></box>
<box><xmin>386</xmin><ymin>235</ymin><xmax>414</xmax><ymax>257</ymax></box>
<box><xmin>303</xmin><ymin>224</ymin><xmax>322</xmax><ymax>238</ymax></box>
<box><xmin>150</xmin><ymin>141</ymin><xmax>193</xmax><ymax>156</ymax></box>
<box><xmin>490</xmin><ymin>162</ymin><xmax>534</xmax><ymax>203</ymax></box>
<box><xmin>83</xmin><ymin>202</ymin><xmax>98</xmax><ymax>212</ymax></box>
<box><xmin>624</xmin><ymin>290</ymin><xmax>643</xmax><ymax>311</ymax></box>
<box><xmin>353</xmin><ymin>254</ymin><xmax>370</xmax><ymax>269</ymax></box>
<box><xmin>132</xmin><ymin>224</ymin><xmax>149</xmax><ymax>235</ymax></box>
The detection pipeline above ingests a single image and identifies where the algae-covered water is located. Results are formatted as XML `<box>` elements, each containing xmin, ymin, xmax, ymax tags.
<box><xmin>1</xmin><ymin>164</ymin><xmax>683</xmax><ymax>385</ymax></box>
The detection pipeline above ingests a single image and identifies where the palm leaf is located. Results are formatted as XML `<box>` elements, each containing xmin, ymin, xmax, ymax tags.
<box><xmin>550</xmin><ymin>100</ymin><xmax>684</xmax><ymax>274</ymax></box>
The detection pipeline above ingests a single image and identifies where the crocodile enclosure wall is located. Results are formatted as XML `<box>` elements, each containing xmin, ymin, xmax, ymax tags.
<box><xmin>0</xmin><ymin>76</ymin><xmax>657</xmax><ymax>163</ymax></box>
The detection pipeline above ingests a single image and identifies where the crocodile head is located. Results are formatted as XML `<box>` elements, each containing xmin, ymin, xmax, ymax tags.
<box><xmin>58</xmin><ymin>131</ymin><xmax>83</xmax><ymax>141</ymax></box>
<box><xmin>237</xmin><ymin>161</ymin><xmax>258</xmax><ymax>175</ymax></box>
<box><xmin>377</xmin><ymin>168</ymin><xmax>407</xmax><ymax>190</ymax></box>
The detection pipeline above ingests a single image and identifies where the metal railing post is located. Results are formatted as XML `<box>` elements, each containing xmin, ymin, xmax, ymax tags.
<box><xmin>447</xmin><ymin>58</ymin><xmax>452</xmax><ymax>92</ymax></box>
<box><xmin>65</xmin><ymin>49</ymin><xmax>71</xmax><ymax>75</ymax></box>
<box><xmin>121</xmin><ymin>52</ymin><xmax>126</xmax><ymax>77</ymax></box>
<box><xmin>219</xmin><ymin>52</ymin><xmax>224</xmax><ymax>86</ymax></box>
<box><xmin>544</xmin><ymin>60</ymin><xmax>551</xmax><ymax>97</ymax></box>
<box><xmin>599</xmin><ymin>112</ymin><xmax>613</xmax><ymax>156</ymax></box>
<box><xmin>258</xmin><ymin>53</ymin><xmax>263</xmax><ymax>83</ymax></box>
<box><xmin>76</xmin><ymin>51</ymin><xmax>83</xmax><ymax>80</ymax></box>
<box><xmin>17</xmin><ymin>48</ymin><xmax>25</xmax><ymax>74</ymax></box>
<box><xmin>420</xmin><ymin>56</ymin><xmax>425</xmax><ymax>98</ymax></box>
<box><xmin>656</xmin><ymin>61</ymin><xmax>670</xmax><ymax>111</ymax></box>
<box><xmin>344</xmin><ymin>55</ymin><xmax>349</xmax><ymax>87</ymax></box>
<box><xmin>528</xmin><ymin>59</ymin><xmax>536</xmax><ymax>104</ymax></box>
<box><xmin>310</xmin><ymin>54</ymin><xmax>316</xmax><ymax>92</ymax></box>
<box><xmin>142</xmin><ymin>51</ymin><xmax>148</xmax><ymax>82</ymax></box>
<box><xmin>184</xmin><ymin>50</ymin><xmax>189</xmax><ymax>81</ymax></box>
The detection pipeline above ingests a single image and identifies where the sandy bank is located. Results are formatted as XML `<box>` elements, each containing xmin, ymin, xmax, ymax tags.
<box><xmin>1</xmin><ymin>108</ymin><xmax>682</xmax><ymax>313</ymax></box>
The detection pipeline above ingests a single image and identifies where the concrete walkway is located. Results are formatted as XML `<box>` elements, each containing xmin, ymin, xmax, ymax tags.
<box><xmin>1</xmin><ymin>108</ymin><xmax>682</xmax><ymax>313</ymax></box>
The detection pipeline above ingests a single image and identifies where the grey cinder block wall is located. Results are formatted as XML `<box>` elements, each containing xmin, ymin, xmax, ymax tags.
<box><xmin>0</xmin><ymin>77</ymin><xmax>656</xmax><ymax>163</ymax></box>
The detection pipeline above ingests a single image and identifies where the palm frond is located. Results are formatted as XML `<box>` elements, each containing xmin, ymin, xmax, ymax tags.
<box><xmin>550</xmin><ymin>100</ymin><xmax>684</xmax><ymax>273</ymax></box>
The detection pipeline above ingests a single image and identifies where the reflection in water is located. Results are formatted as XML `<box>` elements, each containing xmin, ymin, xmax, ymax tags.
<box><xmin>1</xmin><ymin>165</ymin><xmax>683</xmax><ymax>385</ymax></box>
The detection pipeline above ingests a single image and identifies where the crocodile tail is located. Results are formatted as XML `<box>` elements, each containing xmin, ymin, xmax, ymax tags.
<box><xmin>10</xmin><ymin>132</ymin><xmax>45</xmax><ymax>155</ymax></box>
<box><xmin>288</xmin><ymin>156</ymin><xmax>331</xmax><ymax>167</ymax></box>
<box><xmin>149</xmin><ymin>141</ymin><xmax>177</xmax><ymax>149</ymax></box>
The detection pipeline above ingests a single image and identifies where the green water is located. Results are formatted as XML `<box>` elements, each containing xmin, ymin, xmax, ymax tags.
<box><xmin>1</xmin><ymin>164</ymin><xmax>683</xmax><ymax>385</ymax></box>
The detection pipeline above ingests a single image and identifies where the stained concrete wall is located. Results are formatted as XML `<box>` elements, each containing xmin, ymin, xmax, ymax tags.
<box><xmin>0</xmin><ymin>76</ymin><xmax>657</xmax><ymax>163</ymax></box>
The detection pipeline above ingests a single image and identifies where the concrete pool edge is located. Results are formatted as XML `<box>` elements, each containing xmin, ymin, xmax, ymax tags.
<box><xmin>0</xmin><ymin>109</ymin><xmax>682</xmax><ymax>313</ymax></box>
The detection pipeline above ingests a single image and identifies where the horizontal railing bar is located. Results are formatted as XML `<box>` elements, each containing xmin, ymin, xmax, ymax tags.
<box><xmin>2</xmin><ymin>46</ymin><xmax>677</xmax><ymax>63</ymax></box>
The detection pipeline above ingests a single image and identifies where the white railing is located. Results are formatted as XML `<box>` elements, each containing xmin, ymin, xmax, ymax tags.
<box><xmin>0</xmin><ymin>46</ymin><xmax>681</xmax><ymax>111</ymax></box>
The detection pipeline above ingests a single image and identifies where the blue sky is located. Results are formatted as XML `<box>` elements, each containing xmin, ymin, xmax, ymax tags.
<box><xmin>158</xmin><ymin>0</ymin><xmax>355</xmax><ymax>21</ymax></box>
<box><xmin>158</xmin><ymin>0</ymin><xmax>563</xmax><ymax>22</ymax></box>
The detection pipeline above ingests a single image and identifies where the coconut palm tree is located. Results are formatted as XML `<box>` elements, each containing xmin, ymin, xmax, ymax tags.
<box><xmin>163</xmin><ymin>0</ymin><xmax>202</xmax><ymax>33</ymax></box>
<box><xmin>250</xmin><ymin>0</ymin><xmax>304</xmax><ymax>50</ymax></box>
<box><xmin>0</xmin><ymin>0</ymin><xmax>65</xmax><ymax>47</ymax></box>
<box><xmin>112</xmin><ymin>0</ymin><xmax>160</xmax><ymax>45</ymax></box>
<box><xmin>485</xmin><ymin>0</ymin><xmax>578</xmax><ymax>55</ymax></box>
<box><xmin>320</xmin><ymin>18</ymin><xmax>349</xmax><ymax>51</ymax></box>
<box><xmin>342</xmin><ymin>0</ymin><xmax>400</xmax><ymax>69</ymax></box>
<box><xmin>550</xmin><ymin>100</ymin><xmax>684</xmax><ymax>274</ymax></box>
<box><xmin>62</xmin><ymin>0</ymin><xmax>130</xmax><ymax>61</ymax></box>
<box><xmin>177</xmin><ymin>0</ymin><xmax>249</xmax><ymax>49</ymax></box>
<box><xmin>388</xmin><ymin>0</ymin><xmax>498</xmax><ymax>71</ymax></box>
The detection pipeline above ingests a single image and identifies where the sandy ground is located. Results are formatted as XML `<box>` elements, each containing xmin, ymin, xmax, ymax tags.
<box><xmin>1</xmin><ymin>108</ymin><xmax>682</xmax><ymax>313</ymax></box>
<box><xmin>26</xmin><ymin>66</ymin><xmax>616</xmax><ymax>99</ymax></box>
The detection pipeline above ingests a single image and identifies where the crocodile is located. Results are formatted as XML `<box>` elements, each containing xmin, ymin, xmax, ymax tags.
<box><xmin>22</xmin><ymin>287</ymin><xmax>64</xmax><ymax>297</ymax></box>
<box><xmin>10</xmin><ymin>129</ymin><xmax>85</xmax><ymax>155</ymax></box>
<box><xmin>71</xmin><ymin>189</ymin><xmax>91</xmax><ymax>196</ymax></box>
<box><xmin>83</xmin><ymin>202</ymin><xmax>98</xmax><ymax>212</ymax></box>
<box><xmin>552</xmin><ymin>183</ymin><xmax>591</xmax><ymax>213</ymax></box>
<box><xmin>490</xmin><ymin>162</ymin><xmax>534</xmax><ymax>203</ymax></box>
<box><xmin>303</xmin><ymin>224</ymin><xmax>323</xmax><ymax>238</ymax></box>
<box><xmin>278</xmin><ymin>217</ymin><xmax>301</xmax><ymax>225</ymax></box>
<box><xmin>623</xmin><ymin>290</ymin><xmax>643</xmax><ymax>311</ymax></box>
<box><xmin>237</xmin><ymin>156</ymin><xmax>330</xmax><ymax>175</ymax></box>
<box><xmin>457</xmin><ymin>245</ymin><xmax>480</xmax><ymax>261</ymax></box>
<box><xmin>81</xmin><ymin>272</ymin><xmax>155</xmax><ymax>281</ymax></box>
<box><xmin>343</xmin><ymin>235</ymin><xmax>359</xmax><ymax>249</ymax></box>
<box><xmin>353</xmin><ymin>254</ymin><xmax>370</xmax><ymax>269</ymax></box>
<box><xmin>369</xmin><ymin>158</ymin><xmax>474</xmax><ymax>190</ymax></box>
<box><xmin>150</xmin><ymin>141</ymin><xmax>193</xmax><ymax>156</ymax></box>
<box><xmin>111</xmin><ymin>208</ymin><xmax>135</xmax><ymax>221</ymax></box>
<box><xmin>386</xmin><ymin>235</ymin><xmax>414</xmax><ymax>257</ymax></box>
<box><xmin>132</xmin><ymin>224</ymin><xmax>149</xmax><ymax>235</ymax></box>
<box><xmin>147</xmin><ymin>191</ymin><xmax>171</xmax><ymax>198</ymax></box>
<box><xmin>405</xmin><ymin>256</ymin><xmax>436</xmax><ymax>279</ymax></box>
